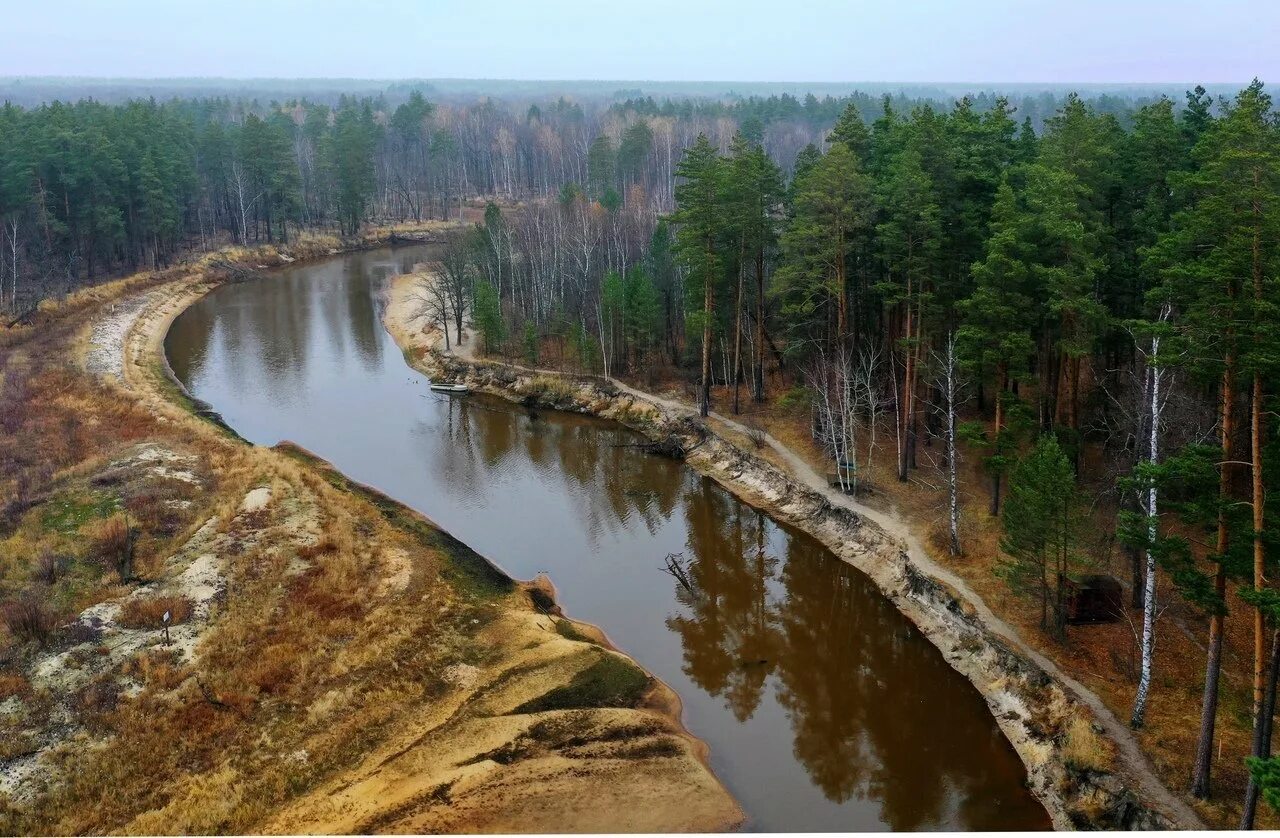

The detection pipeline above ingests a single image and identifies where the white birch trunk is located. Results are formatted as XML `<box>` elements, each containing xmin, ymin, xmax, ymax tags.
<box><xmin>1131</xmin><ymin>308</ymin><xmax>1169</xmax><ymax>729</ymax></box>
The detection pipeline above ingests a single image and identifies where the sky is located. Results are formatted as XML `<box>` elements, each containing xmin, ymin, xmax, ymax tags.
<box><xmin>1</xmin><ymin>0</ymin><xmax>1277</xmax><ymax>83</ymax></box>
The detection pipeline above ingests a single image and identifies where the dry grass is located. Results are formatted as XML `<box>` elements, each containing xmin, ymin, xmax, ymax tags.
<box><xmin>1062</xmin><ymin>716</ymin><xmax>1114</xmax><ymax>773</ymax></box>
<box><xmin>117</xmin><ymin>595</ymin><xmax>193</xmax><ymax>629</ymax></box>
<box><xmin>523</xmin><ymin>374</ymin><xmax>577</xmax><ymax>403</ymax></box>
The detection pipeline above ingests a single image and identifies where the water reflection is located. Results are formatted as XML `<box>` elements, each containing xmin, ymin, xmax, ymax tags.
<box><xmin>165</xmin><ymin>247</ymin><xmax>1049</xmax><ymax>832</ymax></box>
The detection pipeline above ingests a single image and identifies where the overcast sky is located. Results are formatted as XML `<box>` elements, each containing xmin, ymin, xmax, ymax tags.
<box><xmin>2</xmin><ymin>0</ymin><xmax>1276</xmax><ymax>83</ymax></box>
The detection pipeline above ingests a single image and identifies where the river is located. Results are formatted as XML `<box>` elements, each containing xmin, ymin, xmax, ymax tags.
<box><xmin>164</xmin><ymin>245</ymin><xmax>1050</xmax><ymax>832</ymax></box>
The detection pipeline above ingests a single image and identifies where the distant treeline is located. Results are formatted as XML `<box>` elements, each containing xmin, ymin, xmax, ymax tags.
<box><xmin>0</xmin><ymin>81</ymin><xmax>1243</xmax><ymax>310</ymax></box>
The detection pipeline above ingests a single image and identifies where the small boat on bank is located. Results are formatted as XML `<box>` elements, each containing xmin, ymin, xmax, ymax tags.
<box><xmin>429</xmin><ymin>382</ymin><xmax>470</xmax><ymax>394</ymax></box>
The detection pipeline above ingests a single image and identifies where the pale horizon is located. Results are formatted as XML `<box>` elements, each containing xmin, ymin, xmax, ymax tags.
<box><xmin>2</xmin><ymin>0</ymin><xmax>1277</xmax><ymax>84</ymax></box>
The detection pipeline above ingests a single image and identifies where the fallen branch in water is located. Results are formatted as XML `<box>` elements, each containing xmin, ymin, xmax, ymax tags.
<box><xmin>660</xmin><ymin>552</ymin><xmax>699</xmax><ymax>600</ymax></box>
<box><xmin>612</xmin><ymin>431</ymin><xmax>705</xmax><ymax>460</ymax></box>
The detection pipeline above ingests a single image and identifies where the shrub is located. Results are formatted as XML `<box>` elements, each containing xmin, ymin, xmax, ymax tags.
<box><xmin>777</xmin><ymin>386</ymin><xmax>813</xmax><ymax>414</ymax></box>
<box><xmin>32</xmin><ymin>549</ymin><xmax>72</xmax><ymax>586</ymax></box>
<box><xmin>1</xmin><ymin>593</ymin><xmax>60</xmax><ymax>645</ymax></box>
<box><xmin>118</xmin><ymin>595</ymin><xmax>193</xmax><ymax>629</ymax></box>
<box><xmin>88</xmin><ymin>515</ymin><xmax>137</xmax><ymax>581</ymax></box>
<box><xmin>76</xmin><ymin>677</ymin><xmax>121</xmax><ymax>721</ymax></box>
<box><xmin>0</xmin><ymin>672</ymin><xmax>29</xmax><ymax>700</ymax></box>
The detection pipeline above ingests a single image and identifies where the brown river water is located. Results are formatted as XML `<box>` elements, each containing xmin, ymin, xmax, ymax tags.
<box><xmin>164</xmin><ymin>246</ymin><xmax>1050</xmax><ymax>832</ymax></box>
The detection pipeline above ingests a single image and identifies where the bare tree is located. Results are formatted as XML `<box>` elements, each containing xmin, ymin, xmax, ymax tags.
<box><xmin>411</xmin><ymin>274</ymin><xmax>454</xmax><ymax>352</ymax></box>
<box><xmin>926</xmin><ymin>332</ymin><xmax>966</xmax><ymax>555</ymax></box>
<box><xmin>436</xmin><ymin>230</ymin><xmax>473</xmax><ymax>347</ymax></box>
<box><xmin>806</xmin><ymin>340</ymin><xmax>882</xmax><ymax>495</ymax></box>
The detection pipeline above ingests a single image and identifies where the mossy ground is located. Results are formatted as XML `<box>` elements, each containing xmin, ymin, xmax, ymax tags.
<box><xmin>514</xmin><ymin>651</ymin><xmax>652</xmax><ymax>714</ymax></box>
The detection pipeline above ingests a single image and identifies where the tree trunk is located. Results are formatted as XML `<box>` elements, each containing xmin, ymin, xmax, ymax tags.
<box><xmin>1193</xmin><ymin>355</ymin><xmax>1236</xmax><ymax>798</ymax></box>
<box><xmin>1131</xmin><ymin>334</ymin><xmax>1163</xmax><ymax>729</ymax></box>
<box><xmin>1252</xmin><ymin>184</ymin><xmax>1267</xmax><ymax>717</ymax></box>
<box><xmin>990</xmin><ymin>362</ymin><xmax>1007</xmax><ymax>516</ymax></box>
<box><xmin>732</xmin><ymin>254</ymin><xmax>745</xmax><ymax>414</ymax></box>
<box><xmin>944</xmin><ymin>334</ymin><xmax>961</xmax><ymax>555</ymax></box>
<box><xmin>1242</xmin><ymin>626</ymin><xmax>1280</xmax><ymax>829</ymax></box>
<box><xmin>753</xmin><ymin>246</ymin><xmax>766</xmax><ymax>402</ymax></box>
<box><xmin>699</xmin><ymin>239</ymin><xmax>714</xmax><ymax>418</ymax></box>
<box><xmin>1254</xmin><ymin>371</ymin><xmax>1266</xmax><ymax>717</ymax></box>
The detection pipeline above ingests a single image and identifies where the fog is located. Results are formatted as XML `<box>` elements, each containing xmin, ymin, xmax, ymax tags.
<box><xmin>2</xmin><ymin>0</ymin><xmax>1276</xmax><ymax>83</ymax></box>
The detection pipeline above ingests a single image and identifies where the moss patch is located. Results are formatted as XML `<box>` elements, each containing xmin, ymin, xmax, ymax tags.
<box><xmin>513</xmin><ymin>652</ymin><xmax>651</xmax><ymax>714</ymax></box>
<box><xmin>40</xmin><ymin>490</ymin><xmax>120</xmax><ymax>535</ymax></box>
<box><xmin>554</xmin><ymin>619</ymin><xmax>595</xmax><ymax>645</ymax></box>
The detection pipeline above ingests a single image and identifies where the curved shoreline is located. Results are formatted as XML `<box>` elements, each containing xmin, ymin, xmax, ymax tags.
<box><xmin>383</xmin><ymin>272</ymin><xmax>1202</xmax><ymax>831</ymax></box>
<box><xmin>89</xmin><ymin>237</ymin><xmax>744</xmax><ymax>833</ymax></box>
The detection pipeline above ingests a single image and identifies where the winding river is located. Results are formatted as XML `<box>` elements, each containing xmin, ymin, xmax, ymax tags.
<box><xmin>164</xmin><ymin>246</ymin><xmax>1050</xmax><ymax>832</ymax></box>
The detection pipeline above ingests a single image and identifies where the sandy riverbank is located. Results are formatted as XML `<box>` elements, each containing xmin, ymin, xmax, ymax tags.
<box><xmin>0</xmin><ymin>233</ymin><xmax>741</xmax><ymax>833</ymax></box>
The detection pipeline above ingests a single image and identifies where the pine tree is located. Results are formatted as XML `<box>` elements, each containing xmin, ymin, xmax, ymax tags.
<box><xmin>776</xmin><ymin>144</ymin><xmax>870</xmax><ymax>349</ymax></box>
<box><xmin>587</xmin><ymin>134</ymin><xmax>617</xmax><ymax>199</ymax></box>
<box><xmin>473</xmin><ymin>280</ymin><xmax>505</xmax><ymax>355</ymax></box>
<box><xmin>958</xmin><ymin>178</ymin><xmax>1036</xmax><ymax>514</ymax></box>
<box><xmin>876</xmin><ymin>142</ymin><xmax>942</xmax><ymax>480</ymax></box>
<box><xmin>998</xmin><ymin>434</ymin><xmax>1082</xmax><ymax>641</ymax></box>
<box><xmin>673</xmin><ymin>134</ymin><xmax>724</xmax><ymax>417</ymax></box>
<box><xmin>725</xmin><ymin>136</ymin><xmax>783</xmax><ymax>408</ymax></box>
<box><xmin>828</xmin><ymin>103</ymin><xmax>870</xmax><ymax>164</ymax></box>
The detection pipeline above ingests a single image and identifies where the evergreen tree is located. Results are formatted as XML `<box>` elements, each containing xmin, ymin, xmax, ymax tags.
<box><xmin>998</xmin><ymin>434</ymin><xmax>1083</xmax><ymax>641</ymax></box>
<box><xmin>958</xmin><ymin>178</ymin><xmax>1037</xmax><ymax>514</ymax></box>
<box><xmin>1153</xmin><ymin>79</ymin><xmax>1280</xmax><ymax>798</ymax></box>
<box><xmin>673</xmin><ymin>134</ymin><xmax>724</xmax><ymax>417</ymax></box>
<box><xmin>587</xmin><ymin>134</ymin><xmax>617</xmax><ymax>199</ymax></box>
<box><xmin>473</xmin><ymin>279</ymin><xmax>506</xmax><ymax>354</ymax></box>
<box><xmin>776</xmin><ymin>144</ymin><xmax>870</xmax><ymax>348</ymax></box>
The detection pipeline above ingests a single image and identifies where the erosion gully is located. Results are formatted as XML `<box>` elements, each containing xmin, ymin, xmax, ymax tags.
<box><xmin>164</xmin><ymin>245</ymin><xmax>1050</xmax><ymax>832</ymax></box>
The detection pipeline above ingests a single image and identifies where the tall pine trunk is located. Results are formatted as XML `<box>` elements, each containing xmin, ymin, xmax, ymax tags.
<box><xmin>1252</xmin><ymin>188</ymin><xmax>1267</xmax><ymax>718</ymax></box>
<box><xmin>699</xmin><ymin>236</ymin><xmax>714</xmax><ymax>418</ymax></box>
<box><xmin>990</xmin><ymin>362</ymin><xmax>1007</xmax><ymax>516</ymax></box>
<box><xmin>732</xmin><ymin>248</ymin><xmax>745</xmax><ymax>414</ymax></box>
<box><xmin>1193</xmin><ymin>354</ymin><xmax>1235</xmax><ymax>799</ymax></box>
<box><xmin>753</xmin><ymin>247</ymin><xmax>766</xmax><ymax>402</ymax></box>
<box><xmin>1253</xmin><ymin>371</ymin><xmax>1266</xmax><ymax>717</ymax></box>
<box><xmin>1242</xmin><ymin>625</ymin><xmax>1280</xmax><ymax>829</ymax></box>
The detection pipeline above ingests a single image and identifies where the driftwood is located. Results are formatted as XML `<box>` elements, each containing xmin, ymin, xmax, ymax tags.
<box><xmin>612</xmin><ymin>428</ymin><xmax>706</xmax><ymax>461</ymax></box>
<box><xmin>5</xmin><ymin>306</ymin><xmax>38</xmax><ymax>329</ymax></box>
<box><xmin>206</xmin><ymin>259</ymin><xmax>259</xmax><ymax>281</ymax></box>
<box><xmin>660</xmin><ymin>552</ymin><xmax>698</xmax><ymax>600</ymax></box>
<box><xmin>388</xmin><ymin>231</ymin><xmax>443</xmax><ymax>245</ymax></box>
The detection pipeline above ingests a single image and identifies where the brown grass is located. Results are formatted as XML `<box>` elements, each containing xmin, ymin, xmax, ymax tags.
<box><xmin>117</xmin><ymin>595</ymin><xmax>193</xmax><ymax>629</ymax></box>
<box><xmin>1062</xmin><ymin>716</ymin><xmax>1114</xmax><ymax>773</ymax></box>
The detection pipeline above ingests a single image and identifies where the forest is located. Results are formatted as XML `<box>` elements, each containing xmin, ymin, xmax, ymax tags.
<box><xmin>3</xmin><ymin>78</ymin><xmax>1280</xmax><ymax>822</ymax></box>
